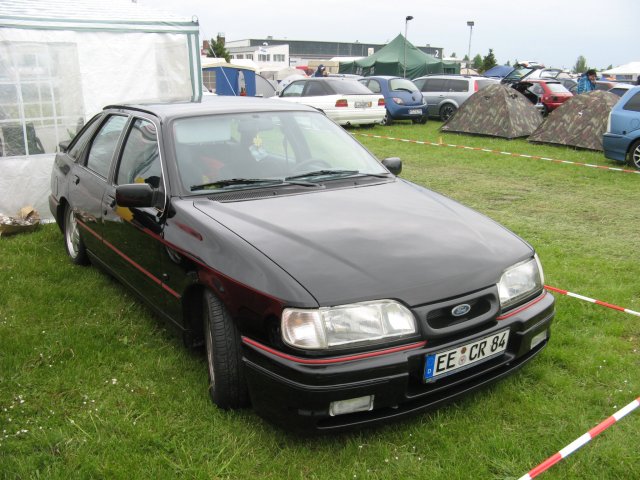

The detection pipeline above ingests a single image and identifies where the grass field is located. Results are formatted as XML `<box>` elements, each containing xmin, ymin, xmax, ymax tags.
<box><xmin>1</xmin><ymin>120</ymin><xmax>639</xmax><ymax>479</ymax></box>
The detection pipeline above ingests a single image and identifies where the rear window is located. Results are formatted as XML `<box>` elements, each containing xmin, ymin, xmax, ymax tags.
<box><xmin>546</xmin><ymin>83</ymin><xmax>570</xmax><ymax>93</ymax></box>
<box><xmin>388</xmin><ymin>78</ymin><xmax>418</xmax><ymax>93</ymax></box>
<box><xmin>327</xmin><ymin>80</ymin><xmax>375</xmax><ymax>95</ymax></box>
<box><xmin>447</xmin><ymin>79</ymin><xmax>468</xmax><ymax>92</ymax></box>
<box><xmin>623</xmin><ymin>91</ymin><xmax>640</xmax><ymax>112</ymax></box>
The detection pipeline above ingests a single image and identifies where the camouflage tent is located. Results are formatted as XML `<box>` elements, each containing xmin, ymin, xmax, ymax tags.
<box><xmin>528</xmin><ymin>91</ymin><xmax>620</xmax><ymax>151</ymax></box>
<box><xmin>440</xmin><ymin>84</ymin><xmax>542</xmax><ymax>139</ymax></box>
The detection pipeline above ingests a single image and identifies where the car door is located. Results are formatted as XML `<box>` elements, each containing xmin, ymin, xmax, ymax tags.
<box><xmin>419</xmin><ymin>78</ymin><xmax>446</xmax><ymax>116</ymax></box>
<box><xmin>101</xmin><ymin>116</ymin><xmax>174</xmax><ymax>313</ymax></box>
<box><xmin>68</xmin><ymin>114</ymin><xmax>128</xmax><ymax>259</ymax></box>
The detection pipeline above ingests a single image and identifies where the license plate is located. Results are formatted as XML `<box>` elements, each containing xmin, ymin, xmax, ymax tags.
<box><xmin>355</xmin><ymin>101</ymin><xmax>371</xmax><ymax>108</ymax></box>
<box><xmin>409</xmin><ymin>109</ymin><xmax>422</xmax><ymax>115</ymax></box>
<box><xmin>424</xmin><ymin>330</ymin><xmax>509</xmax><ymax>381</ymax></box>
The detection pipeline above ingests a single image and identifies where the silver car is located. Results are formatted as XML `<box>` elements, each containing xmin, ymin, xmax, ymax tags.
<box><xmin>413</xmin><ymin>75</ymin><xmax>499</xmax><ymax>121</ymax></box>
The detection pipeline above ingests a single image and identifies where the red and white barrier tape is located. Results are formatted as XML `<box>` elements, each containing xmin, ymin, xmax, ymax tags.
<box><xmin>545</xmin><ymin>285</ymin><xmax>640</xmax><ymax>317</ymax></box>
<box><xmin>354</xmin><ymin>133</ymin><xmax>640</xmax><ymax>175</ymax></box>
<box><xmin>518</xmin><ymin>396</ymin><xmax>640</xmax><ymax>479</ymax></box>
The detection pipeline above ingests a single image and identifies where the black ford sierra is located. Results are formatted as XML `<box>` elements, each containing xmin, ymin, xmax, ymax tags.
<box><xmin>49</xmin><ymin>97</ymin><xmax>554</xmax><ymax>432</ymax></box>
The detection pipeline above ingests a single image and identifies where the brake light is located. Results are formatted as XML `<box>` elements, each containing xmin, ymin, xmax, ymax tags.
<box><xmin>335</xmin><ymin>99</ymin><xmax>348</xmax><ymax>107</ymax></box>
<box><xmin>378</xmin><ymin>98</ymin><xmax>385</xmax><ymax>106</ymax></box>
<box><xmin>474</xmin><ymin>81</ymin><xmax>479</xmax><ymax>92</ymax></box>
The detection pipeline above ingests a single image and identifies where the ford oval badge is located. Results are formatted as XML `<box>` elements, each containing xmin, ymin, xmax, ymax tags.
<box><xmin>451</xmin><ymin>304</ymin><xmax>471</xmax><ymax>317</ymax></box>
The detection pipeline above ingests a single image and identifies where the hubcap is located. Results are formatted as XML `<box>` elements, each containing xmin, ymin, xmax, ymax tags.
<box><xmin>633</xmin><ymin>145</ymin><xmax>640</xmax><ymax>169</ymax></box>
<box><xmin>65</xmin><ymin>209</ymin><xmax>79</xmax><ymax>258</ymax></box>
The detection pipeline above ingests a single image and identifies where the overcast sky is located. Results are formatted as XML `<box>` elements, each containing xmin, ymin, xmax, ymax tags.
<box><xmin>143</xmin><ymin>0</ymin><xmax>636</xmax><ymax>70</ymax></box>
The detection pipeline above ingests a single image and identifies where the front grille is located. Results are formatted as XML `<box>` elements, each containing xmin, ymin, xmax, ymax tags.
<box><xmin>413</xmin><ymin>286</ymin><xmax>500</xmax><ymax>342</ymax></box>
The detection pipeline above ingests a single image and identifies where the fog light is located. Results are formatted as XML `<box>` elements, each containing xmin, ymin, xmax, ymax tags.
<box><xmin>329</xmin><ymin>395</ymin><xmax>374</xmax><ymax>416</ymax></box>
<box><xmin>530</xmin><ymin>330</ymin><xmax>548</xmax><ymax>349</ymax></box>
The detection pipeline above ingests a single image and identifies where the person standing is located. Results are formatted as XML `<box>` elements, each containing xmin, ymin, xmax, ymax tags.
<box><xmin>577</xmin><ymin>69</ymin><xmax>597</xmax><ymax>94</ymax></box>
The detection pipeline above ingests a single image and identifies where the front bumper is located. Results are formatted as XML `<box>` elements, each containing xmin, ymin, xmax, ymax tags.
<box><xmin>242</xmin><ymin>291</ymin><xmax>555</xmax><ymax>432</ymax></box>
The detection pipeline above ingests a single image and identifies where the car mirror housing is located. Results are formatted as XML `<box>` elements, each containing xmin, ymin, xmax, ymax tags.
<box><xmin>58</xmin><ymin>140</ymin><xmax>71</xmax><ymax>153</ymax></box>
<box><xmin>382</xmin><ymin>157</ymin><xmax>402</xmax><ymax>176</ymax></box>
<box><xmin>116</xmin><ymin>183</ymin><xmax>157</xmax><ymax>208</ymax></box>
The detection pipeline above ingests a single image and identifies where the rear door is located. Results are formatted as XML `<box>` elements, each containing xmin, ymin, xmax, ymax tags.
<box><xmin>418</xmin><ymin>78</ymin><xmax>446</xmax><ymax>116</ymax></box>
<box><xmin>69</xmin><ymin>114</ymin><xmax>128</xmax><ymax>259</ymax></box>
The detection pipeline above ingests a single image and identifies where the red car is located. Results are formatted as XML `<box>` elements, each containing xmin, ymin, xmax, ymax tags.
<box><xmin>522</xmin><ymin>79</ymin><xmax>573</xmax><ymax>115</ymax></box>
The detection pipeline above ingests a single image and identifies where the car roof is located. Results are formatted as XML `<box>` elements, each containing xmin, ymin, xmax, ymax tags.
<box><xmin>104</xmin><ymin>96</ymin><xmax>317</xmax><ymax>120</ymax></box>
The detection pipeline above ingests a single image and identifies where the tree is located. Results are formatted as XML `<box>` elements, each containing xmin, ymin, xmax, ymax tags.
<box><xmin>481</xmin><ymin>49</ymin><xmax>497</xmax><ymax>73</ymax></box>
<box><xmin>506</xmin><ymin>60</ymin><xmax>511</xmax><ymax>66</ymax></box>
<box><xmin>573</xmin><ymin>55</ymin><xmax>588</xmax><ymax>74</ymax></box>
<box><xmin>472</xmin><ymin>54</ymin><xmax>483</xmax><ymax>70</ymax></box>
<box><xmin>207</xmin><ymin>36</ymin><xmax>230</xmax><ymax>62</ymax></box>
<box><xmin>450</xmin><ymin>52</ymin><xmax>457</xmax><ymax>58</ymax></box>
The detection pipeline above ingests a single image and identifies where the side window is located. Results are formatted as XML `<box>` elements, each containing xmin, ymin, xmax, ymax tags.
<box><xmin>68</xmin><ymin>114</ymin><xmax>102</xmax><ymax>160</ymax></box>
<box><xmin>422</xmin><ymin>79</ymin><xmax>446</xmax><ymax>92</ymax></box>
<box><xmin>116</xmin><ymin>119</ymin><xmax>161</xmax><ymax>189</ymax></box>
<box><xmin>367</xmin><ymin>80</ymin><xmax>381</xmax><ymax>93</ymax></box>
<box><xmin>281</xmin><ymin>82</ymin><xmax>305</xmax><ymax>97</ymax></box>
<box><xmin>304</xmin><ymin>82</ymin><xmax>327</xmax><ymax>96</ymax></box>
<box><xmin>86</xmin><ymin>115</ymin><xmax>127</xmax><ymax>178</ymax></box>
<box><xmin>530</xmin><ymin>84</ymin><xmax>544</xmax><ymax>95</ymax></box>
<box><xmin>448</xmin><ymin>79</ymin><xmax>468</xmax><ymax>92</ymax></box>
<box><xmin>623</xmin><ymin>91</ymin><xmax>640</xmax><ymax>112</ymax></box>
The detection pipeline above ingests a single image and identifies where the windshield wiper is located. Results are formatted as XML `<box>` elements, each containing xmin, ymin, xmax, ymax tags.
<box><xmin>190</xmin><ymin>177</ymin><xmax>319</xmax><ymax>191</ymax></box>
<box><xmin>285</xmin><ymin>169</ymin><xmax>360</xmax><ymax>181</ymax></box>
<box><xmin>190</xmin><ymin>178</ymin><xmax>279</xmax><ymax>191</ymax></box>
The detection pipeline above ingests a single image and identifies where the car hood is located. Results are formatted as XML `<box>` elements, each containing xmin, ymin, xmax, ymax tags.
<box><xmin>193</xmin><ymin>180</ymin><xmax>533</xmax><ymax>306</ymax></box>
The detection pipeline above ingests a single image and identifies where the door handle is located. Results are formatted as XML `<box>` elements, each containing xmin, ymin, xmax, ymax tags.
<box><xmin>72</xmin><ymin>175</ymin><xmax>80</xmax><ymax>185</ymax></box>
<box><xmin>107</xmin><ymin>196</ymin><xmax>116</xmax><ymax>208</ymax></box>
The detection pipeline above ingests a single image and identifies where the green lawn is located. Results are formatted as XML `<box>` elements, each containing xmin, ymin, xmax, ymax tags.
<box><xmin>1</xmin><ymin>120</ymin><xmax>638</xmax><ymax>479</ymax></box>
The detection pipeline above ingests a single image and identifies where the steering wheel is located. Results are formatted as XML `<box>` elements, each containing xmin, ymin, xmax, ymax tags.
<box><xmin>292</xmin><ymin>158</ymin><xmax>331</xmax><ymax>174</ymax></box>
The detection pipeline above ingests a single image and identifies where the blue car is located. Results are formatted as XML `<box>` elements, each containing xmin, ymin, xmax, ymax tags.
<box><xmin>359</xmin><ymin>76</ymin><xmax>428</xmax><ymax>125</ymax></box>
<box><xmin>603</xmin><ymin>85</ymin><xmax>640</xmax><ymax>170</ymax></box>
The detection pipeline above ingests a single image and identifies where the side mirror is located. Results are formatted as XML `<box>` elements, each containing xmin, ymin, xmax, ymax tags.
<box><xmin>382</xmin><ymin>157</ymin><xmax>402</xmax><ymax>176</ymax></box>
<box><xmin>116</xmin><ymin>183</ymin><xmax>157</xmax><ymax>208</ymax></box>
<box><xmin>59</xmin><ymin>140</ymin><xmax>71</xmax><ymax>153</ymax></box>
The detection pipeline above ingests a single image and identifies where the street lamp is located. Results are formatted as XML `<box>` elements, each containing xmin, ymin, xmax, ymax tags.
<box><xmin>403</xmin><ymin>15</ymin><xmax>414</xmax><ymax>78</ymax></box>
<box><xmin>466</xmin><ymin>21</ymin><xmax>475</xmax><ymax>71</ymax></box>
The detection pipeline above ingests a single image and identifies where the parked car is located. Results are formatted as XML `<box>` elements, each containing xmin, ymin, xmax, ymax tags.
<box><xmin>603</xmin><ymin>85</ymin><xmax>640</xmax><ymax>169</ymax></box>
<box><xmin>608</xmin><ymin>83</ymin><xmax>634</xmax><ymax>97</ymax></box>
<box><xmin>412</xmin><ymin>74</ymin><xmax>499</xmax><ymax>120</ymax></box>
<box><xmin>277</xmin><ymin>77</ymin><xmax>385</xmax><ymax>127</ymax></box>
<box><xmin>595</xmin><ymin>80</ymin><xmax>618</xmax><ymax>91</ymax></box>
<box><xmin>513</xmin><ymin>79</ymin><xmax>573</xmax><ymax>115</ymax></box>
<box><xmin>558</xmin><ymin>78</ymin><xmax>578</xmax><ymax>95</ymax></box>
<box><xmin>50</xmin><ymin>98</ymin><xmax>554</xmax><ymax>432</ymax></box>
<box><xmin>358</xmin><ymin>76</ymin><xmax>428</xmax><ymax>125</ymax></box>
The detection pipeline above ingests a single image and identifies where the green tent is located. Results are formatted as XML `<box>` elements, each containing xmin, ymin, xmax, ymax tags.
<box><xmin>338</xmin><ymin>34</ymin><xmax>459</xmax><ymax>79</ymax></box>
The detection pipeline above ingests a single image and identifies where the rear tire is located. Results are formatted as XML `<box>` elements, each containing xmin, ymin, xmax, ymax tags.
<box><xmin>627</xmin><ymin>139</ymin><xmax>640</xmax><ymax>170</ymax></box>
<box><xmin>440</xmin><ymin>104</ymin><xmax>457</xmax><ymax>121</ymax></box>
<box><xmin>203</xmin><ymin>290</ymin><xmax>249</xmax><ymax>409</ymax></box>
<box><xmin>63</xmin><ymin>204</ymin><xmax>88</xmax><ymax>265</ymax></box>
<box><xmin>412</xmin><ymin>116</ymin><xmax>427</xmax><ymax>125</ymax></box>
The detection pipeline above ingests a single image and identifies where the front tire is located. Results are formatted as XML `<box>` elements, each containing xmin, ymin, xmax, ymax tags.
<box><xmin>63</xmin><ymin>204</ymin><xmax>88</xmax><ymax>265</ymax></box>
<box><xmin>203</xmin><ymin>290</ymin><xmax>249</xmax><ymax>409</ymax></box>
<box><xmin>382</xmin><ymin>110</ymin><xmax>393</xmax><ymax>126</ymax></box>
<box><xmin>627</xmin><ymin>139</ymin><xmax>640</xmax><ymax>170</ymax></box>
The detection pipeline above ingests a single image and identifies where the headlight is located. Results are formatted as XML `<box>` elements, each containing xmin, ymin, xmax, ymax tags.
<box><xmin>281</xmin><ymin>300</ymin><xmax>416</xmax><ymax>350</ymax></box>
<box><xmin>497</xmin><ymin>255</ymin><xmax>544</xmax><ymax>309</ymax></box>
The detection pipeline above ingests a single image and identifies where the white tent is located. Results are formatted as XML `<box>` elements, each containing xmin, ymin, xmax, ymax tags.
<box><xmin>0</xmin><ymin>0</ymin><xmax>201</xmax><ymax>220</ymax></box>
<box><xmin>602</xmin><ymin>62</ymin><xmax>640</xmax><ymax>83</ymax></box>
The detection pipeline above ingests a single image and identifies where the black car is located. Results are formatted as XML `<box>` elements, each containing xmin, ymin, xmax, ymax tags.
<box><xmin>50</xmin><ymin>98</ymin><xmax>555</xmax><ymax>432</ymax></box>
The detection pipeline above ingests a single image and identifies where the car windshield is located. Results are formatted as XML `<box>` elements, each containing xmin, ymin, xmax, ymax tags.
<box><xmin>173</xmin><ymin>111</ymin><xmax>389</xmax><ymax>193</ymax></box>
<box><xmin>388</xmin><ymin>78</ymin><xmax>418</xmax><ymax>92</ymax></box>
<box><xmin>504</xmin><ymin>66</ymin><xmax>536</xmax><ymax>81</ymax></box>
<box><xmin>327</xmin><ymin>79</ymin><xmax>376</xmax><ymax>95</ymax></box>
